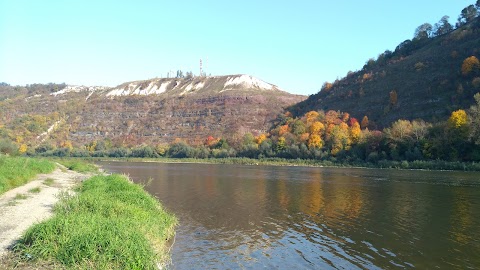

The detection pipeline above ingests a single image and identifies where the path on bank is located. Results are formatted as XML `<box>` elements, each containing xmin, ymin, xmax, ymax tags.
<box><xmin>0</xmin><ymin>166</ymin><xmax>89</xmax><ymax>257</ymax></box>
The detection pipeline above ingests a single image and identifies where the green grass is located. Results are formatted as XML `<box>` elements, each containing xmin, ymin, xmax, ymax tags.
<box><xmin>53</xmin><ymin>158</ymin><xmax>99</xmax><ymax>173</ymax></box>
<box><xmin>43</xmin><ymin>178</ymin><xmax>55</xmax><ymax>186</ymax></box>
<box><xmin>28</xmin><ymin>187</ymin><xmax>41</xmax><ymax>193</ymax></box>
<box><xmin>0</xmin><ymin>155</ymin><xmax>55</xmax><ymax>195</ymax></box>
<box><xmin>13</xmin><ymin>174</ymin><xmax>177</xmax><ymax>269</ymax></box>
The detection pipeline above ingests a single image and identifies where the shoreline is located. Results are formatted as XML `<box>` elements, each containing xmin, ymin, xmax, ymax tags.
<box><xmin>90</xmin><ymin>157</ymin><xmax>480</xmax><ymax>172</ymax></box>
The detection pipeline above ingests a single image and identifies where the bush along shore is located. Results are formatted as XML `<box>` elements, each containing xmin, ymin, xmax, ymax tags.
<box><xmin>0</xmin><ymin>155</ymin><xmax>55</xmax><ymax>195</ymax></box>
<box><xmin>11</xmin><ymin>174</ymin><xmax>177</xmax><ymax>269</ymax></box>
<box><xmin>94</xmin><ymin>156</ymin><xmax>480</xmax><ymax>172</ymax></box>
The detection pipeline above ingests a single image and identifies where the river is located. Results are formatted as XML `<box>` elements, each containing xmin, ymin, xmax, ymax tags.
<box><xmin>98</xmin><ymin>161</ymin><xmax>480</xmax><ymax>269</ymax></box>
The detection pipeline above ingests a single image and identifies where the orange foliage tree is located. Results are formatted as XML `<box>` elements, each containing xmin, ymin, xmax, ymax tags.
<box><xmin>462</xmin><ymin>56</ymin><xmax>480</xmax><ymax>76</ymax></box>
<box><xmin>361</xmin><ymin>116</ymin><xmax>369</xmax><ymax>129</ymax></box>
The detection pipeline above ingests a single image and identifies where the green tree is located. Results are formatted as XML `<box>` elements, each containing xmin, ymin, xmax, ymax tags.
<box><xmin>414</xmin><ymin>23</ymin><xmax>432</xmax><ymax>40</ymax></box>
<box><xmin>459</xmin><ymin>5</ymin><xmax>478</xmax><ymax>24</ymax></box>
<box><xmin>433</xmin><ymin>16</ymin><xmax>453</xmax><ymax>36</ymax></box>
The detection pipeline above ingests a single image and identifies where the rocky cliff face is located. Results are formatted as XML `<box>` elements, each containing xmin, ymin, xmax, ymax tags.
<box><xmin>1</xmin><ymin>75</ymin><xmax>306</xmax><ymax>147</ymax></box>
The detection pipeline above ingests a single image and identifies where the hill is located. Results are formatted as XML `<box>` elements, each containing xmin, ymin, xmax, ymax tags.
<box><xmin>0</xmin><ymin>75</ymin><xmax>305</xmax><ymax>150</ymax></box>
<box><xmin>289</xmin><ymin>17</ymin><xmax>480</xmax><ymax>128</ymax></box>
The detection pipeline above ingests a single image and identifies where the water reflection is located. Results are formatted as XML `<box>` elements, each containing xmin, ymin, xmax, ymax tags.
<box><xmin>99</xmin><ymin>162</ymin><xmax>480</xmax><ymax>269</ymax></box>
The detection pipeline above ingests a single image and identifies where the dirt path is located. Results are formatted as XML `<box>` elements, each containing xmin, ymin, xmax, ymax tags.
<box><xmin>0</xmin><ymin>166</ymin><xmax>89</xmax><ymax>258</ymax></box>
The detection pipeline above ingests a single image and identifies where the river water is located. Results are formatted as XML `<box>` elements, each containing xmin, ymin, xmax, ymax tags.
<box><xmin>98</xmin><ymin>161</ymin><xmax>480</xmax><ymax>269</ymax></box>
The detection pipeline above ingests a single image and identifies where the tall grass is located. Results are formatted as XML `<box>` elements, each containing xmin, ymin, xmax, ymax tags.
<box><xmin>53</xmin><ymin>158</ymin><xmax>99</xmax><ymax>173</ymax></box>
<box><xmin>0</xmin><ymin>155</ymin><xmax>55</xmax><ymax>195</ymax></box>
<box><xmin>14</xmin><ymin>174</ymin><xmax>177</xmax><ymax>269</ymax></box>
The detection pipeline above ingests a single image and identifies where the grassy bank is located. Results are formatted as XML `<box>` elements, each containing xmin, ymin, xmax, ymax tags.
<box><xmin>52</xmin><ymin>158</ymin><xmax>99</xmax><ymax>173</ymax></box>
<box><xmin>94</xmin><ymin>156</ymin><xmax>480</xmax><ymax>171</ymax></box>
<box><xmin>0</xmin><ymin>155</ymin><xmax>55</xmax><ymax>195</ymax></box>
<box><xmin>12</xmin><ymin>174</ymin><xmax>177</xmax><ymax>269</ymax></box>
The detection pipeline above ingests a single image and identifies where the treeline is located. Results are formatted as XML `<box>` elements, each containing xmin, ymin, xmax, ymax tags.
<box><xmin>2</xmin><ymin>93</ymin><xmax>477</xmax><ymax>166</ymax></box>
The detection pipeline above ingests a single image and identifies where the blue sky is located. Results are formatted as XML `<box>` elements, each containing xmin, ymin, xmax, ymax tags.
<box><xmin>0</xmin><ymin>1</ymin><xmax>475</xmax><ymax>95</ymax></box>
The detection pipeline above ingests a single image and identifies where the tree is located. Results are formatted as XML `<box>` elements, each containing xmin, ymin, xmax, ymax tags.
<box><xmin>469</xmin><ymin>93</ymin><xmax>480</xmax><ymax>145</ymax></box>
<box><xmin>309</xmin><ymin>121</ymin><xmax>325</xmax><ymax>135</ymax></box>
<box><xmin>386</xmin><ymin>120</ymin><xmax>413</xmax><ymax>142</ymax></box>
<box><xmin>291</xmin><ymin>120</ymin><xmax>306</xmax><ymax>135</ymax></box>
<box><xmin>361</xmin><ymin>116</ymin><xmax>369</xmax><ymax>129</ymax></box>
<box><xmin>414</xmin><ymin>23</ymin><xmax>433</xmax><ymax>40</ymax></box>
<box><xmin>305</xmin><ymin>111</ymin><xmax>319</xmax><ymax>123</ymax></box>
<box><xmin>255</xmin><ymin>134</ymin><xmax>267</xmax><ymax>145</ymax></box>
<box><xmin>276</xmin><ymin>137</ymin><xmax>287</xmax><ymax>152</ymax></box>
<box><xmin>308</xmin><ymin>134</ymin><xmax>323</xmax><ymax>149</ymax></box>
<box><xmin>176</xmin><ymin>70</ymin><xmax>184</xmax><ymax>78</ymax></box>
<box><xmin>389</xmin><ymin>90</ymin><xmax>398</xmax><ymax>106</ymax></box>
<box><xmin>459</xmin><ymin>5</ymin><xmax>478</xmax><ymax>24</ymax></box>
<box><xmin>18</xmin><ymin>144</ymin><xmax>27</xmax><ymax>154</ymax></box>
<box><xmin>448</xmin><ymin>110</ymin><xmax>468</xmax><ymax>129</ymax></box>
<box><xmin>462</xmin><ymin>56</ymin><xmax>480</xmax><ymax>76</ymax></box>
<box><xmin>411</xmin><ymin>120</ymin><xmax>431</xmax><ymax>141</ymax></box>
<box><xmin>349</xmin><ymin>121</ymin><xmax>361</xmax><ymax>144</ymax></box>
<box><xmin>433</xmin><ymin>16</ymin><xmax>453</xmax><ymax>36</ymax></box>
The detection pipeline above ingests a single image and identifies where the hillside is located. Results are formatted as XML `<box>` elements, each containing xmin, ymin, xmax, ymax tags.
<box><xmin>290</xmin><ymin>18</ymin><xmax>480</xmax><ymax>128</ymax></box>
<box><xmin>0</xmin><ymin>75</ymin><xmax>305</xmax><ymax>150</ymax></box>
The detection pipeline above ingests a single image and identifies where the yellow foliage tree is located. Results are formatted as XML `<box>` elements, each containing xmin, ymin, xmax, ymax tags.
<box><xmin>305</xmin><ymin>111</ymin><xmax>320</xmax><ymax>123</ymax></box>
<box><xmin>15</xmin><ymin>135</ymin><xmax>24</xmax><ymax>144</ymax></box>
<box><xmin>61</xmin><ymin>140</ymin><xmax>73</xmax><ymax>151</ymax></box>
<box><xmin>462</xmin><ymin>56</ymin><xmax>480</xmax><ymax>76</ymax></box>
<box><xmin>349</xmin><ymin>121</ymin><xmax>361</xmax><ymax>143</ymax></box>
<box><xmin>18</xmin><ymin>144</ymin><xmax>28</xmax><ymax>154</ymax></box>
<box><xmin>448</xmin><ymin>109</ymin><xmax>468</xmax><ymax>129</ymax></box>
<box><xmin>309</xmin><ymin>121</ymin><xmax>325</xmax><ymax>135</ymax></box>
<box><xmin>308</xmin><ymin>134</ymin><xmax>323</xmax><ymax>149</ymax></box>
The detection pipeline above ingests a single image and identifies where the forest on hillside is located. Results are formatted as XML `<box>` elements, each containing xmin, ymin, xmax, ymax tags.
<box><xmin>291</xmin><ymin>1</ymin><xmax>480</xmax><ymax>127</ymax></box>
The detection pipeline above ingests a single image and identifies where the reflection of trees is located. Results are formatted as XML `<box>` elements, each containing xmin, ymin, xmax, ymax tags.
<box><xmin>299</xmin><ymin>170</ymin><xmax>324</xmax><ymax>217</ymax></box>
<box><xmin>450</xmin><ymin>188</ymin><xmax>472</xmax><ymax>245</ymax></box>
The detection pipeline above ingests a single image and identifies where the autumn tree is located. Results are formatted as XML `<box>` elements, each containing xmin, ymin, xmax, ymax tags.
<box><xmin>389</xmin><ymin>90</ymin><xmax>398</xmax><ymax>107</ymax></box>
<box><xmin>18</xmin><ymin>144</ymin><xmax>28</xmax><ymax>154</ymax></box>
<box><xmin>278</xmin><ymin>124</ymin><xmax>289</xmax><ymax>136</ymax></box>
<box><xmin>328</xmin><ymin>123</ymin><xmax>350</xmax><ymax>155</ymax></box>
<box><xmin>308</xmin><ymin>134</ymin><xmax>323</xmax><ymax>149</ymax></box>
<box><xmin>305</xmin><ymin>111</ymin><xmax>320</xmax><ymax>123</ymax></box>
<box><xmin>448</xmin><ymin>110</ymin><xmax>468</xmax><ymax>129</ymax></box>
<box><xmin>309</xmin><ymin>121</ymin><xmax>325</xmax><ymax>135</ymax></box>
<box><xmin>462</xmin><ymin>56</ymin><xmax>480</xmax><ymax>76</ymax></box>
<box><xmin>361</xmin><ymin>116</ymin><xmax>369</xmax><ymax>129</ymax></box>
<box><xmin>349</xmin><ymin>121</ymin><xmax>361</xmax><ymax>144</ymax></box>
<box><xmin>255</xmin><ymin>134</ymin><xmax>267</xmax><ymax>145</ymax></box>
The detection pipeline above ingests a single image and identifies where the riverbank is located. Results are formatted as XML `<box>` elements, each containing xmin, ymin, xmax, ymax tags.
<box><xmin>93</xmin><ymin>156</ymin><xmax>480</xmax><ymax>171</ymax></box>
<box><xmin>0</xmin><ymin>159</ymin><xmax>177</xmax><ymax>269</ymax></box>
<box><xmin>0</xmin><ymin>156</ymin><xmax>56</xmax><ymax>195</ymax></box>
<box><xmin>0</xmin><ymin>166</ymin><xmax>88</xmax><ymax>258</ymax></box>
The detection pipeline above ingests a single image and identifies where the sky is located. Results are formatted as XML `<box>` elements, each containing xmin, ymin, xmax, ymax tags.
<box><xmin>0</xmin><ymin>1</ymin><xmax>475</xmax><ymax>95</ymax></box>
